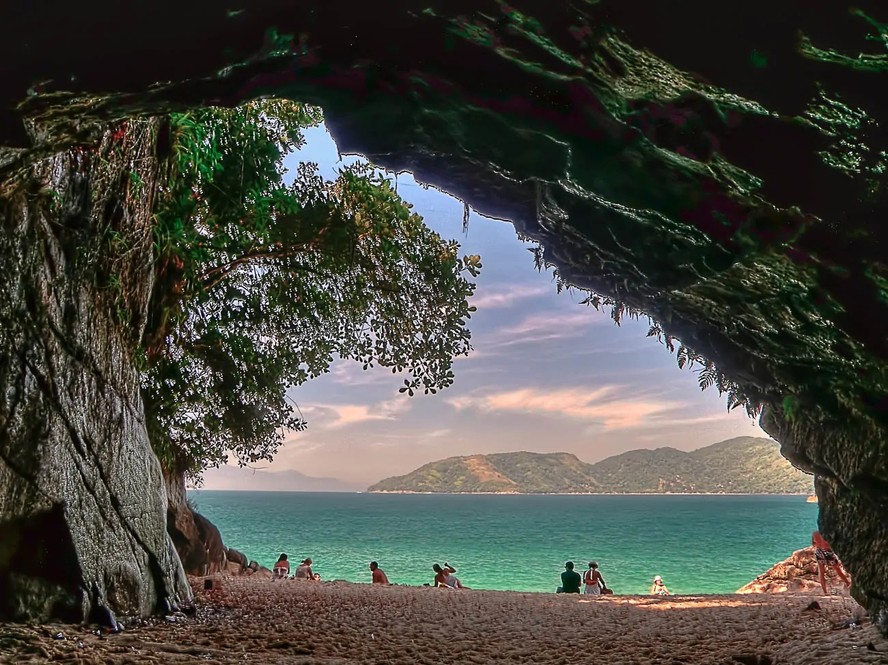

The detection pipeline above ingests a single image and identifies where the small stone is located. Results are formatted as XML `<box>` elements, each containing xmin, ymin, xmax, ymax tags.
<box><xmin>53</xmin><ymin>632</ymin><xmax>65</xmax><ymax>640</ymax></box>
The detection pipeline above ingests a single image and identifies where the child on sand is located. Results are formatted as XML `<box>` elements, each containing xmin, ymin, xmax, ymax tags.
<box><xmin>650</xmin><ymin>575</ymin><xmax>671</xmax><ymax>596</ymax></box>
<box><xmin>812</xmin><ymin>531</ymin><xmax>851</xmax><ymax>594</ymax></box>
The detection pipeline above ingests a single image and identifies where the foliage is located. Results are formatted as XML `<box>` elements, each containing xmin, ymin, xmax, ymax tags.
<box><xmin>368</xmin><ymin>438</ymin><xmax>813</xmax><ymax>494</ymax></box>
<box><xmin>144</xmin><ymin>100</ymin><xmax>480</xmax><ymax>476</ymax></box>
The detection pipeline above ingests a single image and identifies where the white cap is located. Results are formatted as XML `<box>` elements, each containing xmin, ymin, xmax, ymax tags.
<box><xmin>654</xmin><ymin>575</ymin><xmax>662</xmax><ymax>581</ymax></box>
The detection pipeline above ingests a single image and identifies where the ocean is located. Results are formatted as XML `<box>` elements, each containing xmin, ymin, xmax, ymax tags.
<box><xmin>188</xmin><ymin>491</ymin><xmax>817</xmax><ymax>595</ymax></box>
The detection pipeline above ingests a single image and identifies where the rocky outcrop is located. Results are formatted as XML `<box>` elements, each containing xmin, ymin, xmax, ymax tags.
<box><xmin>226</xmin><ymin>548</ymin><xmax>249</xmax><ymax>573</ymax></box>
<box><xmin>164</xmin><ymin>471</ymin><xmax>227</xmax><ymax>576</ymax></box>
<box><xmin>0</xmin><ymin>0</ymin><xmax>886</xmax><ymax>632</ymax></box>
<box><xmin>763</xmin><ymin>411</ymin><xmax>888</xmax><ymax>632</ymax></box>
<box><xmin>737</xmin><ymin>546</ymin><xmax>850</xmax><ymax>595</ymax></box>
<box><xmin>0</xmin><ymin>120</ymin><xmax>191</xmax><ymax>622</ymax></box>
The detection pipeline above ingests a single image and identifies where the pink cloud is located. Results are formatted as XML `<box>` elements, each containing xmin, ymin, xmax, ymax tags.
<box><xmin>449</xmin><ymin>386</ymin><xmax>686</xmax><ymax>430</ymax></box>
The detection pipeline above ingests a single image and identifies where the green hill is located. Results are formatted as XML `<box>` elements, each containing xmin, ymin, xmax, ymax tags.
<box><xmin>367</xmin><ymin>437</ymin><xmax>813</xmax><ymax>494</ymax></box>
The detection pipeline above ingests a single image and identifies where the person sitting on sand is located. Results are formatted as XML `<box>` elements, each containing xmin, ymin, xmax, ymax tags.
<box><xmin>295</xmin><ymin>558</ymin><xmax>313</xmax><ymax>579</ymax></box>
<box><xmin>812</xmin><ymin>531</ymin><xmax>851</xmax><ymax>594</ymax></box>
<box><xmin>312</xmin><ymin>572</ymin><xmax>321</xmax><ymax>581</ymax></box>
<box><xmin>650</xmin><ymin>575</ymin><xmax>671</xmax><ymax>596</ymax></box>
<box><xmin>273</xmin><ymin>553</ymin><xmax>290</xmax><ymax>579</ymax></box>
<box><xmin>433</xmin><ymin>563</ymin><xmax>464</xmax><ymax>589</ymax></box>
<box><xmin>583</xmin><ymin>561</ymin><xmax>607</xmax><ymax>596</ymax></box>
<box><xmin>370</xmin><ymin>561</ymin><xmax>390</xmax><ymax>585</ymax></box>
<box><xmin>558</xmin><ymin>561</ymin><xmax>582</xmax><ymax>594</ymax></box>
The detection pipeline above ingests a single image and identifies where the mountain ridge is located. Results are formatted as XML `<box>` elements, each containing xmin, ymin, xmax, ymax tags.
<box><xmin>367</xmin><ymin>437</ymin><xmax>813</xmax><ymax>494</ymax></box>
<box><xmin>199</xmin><ymin>465</ymin><xmax>363</xmax><ymax>492</ymax></box>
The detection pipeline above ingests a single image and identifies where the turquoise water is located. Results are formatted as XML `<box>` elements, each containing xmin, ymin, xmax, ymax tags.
<box><xmin>188</xmin><ymin>492</ymin><xmax>817</xmax><ymax>595</ymax></box>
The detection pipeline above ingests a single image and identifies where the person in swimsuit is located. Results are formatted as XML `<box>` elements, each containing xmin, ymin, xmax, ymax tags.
<box><xmin>650</xmin><ymin>575</ymin><xmax>671</xmax><ymax>596</ymax></box>
<box><xmin>370</xmin><ymin>561</ymin><xmax>390</xmax><ymax>585</ymax></box>
<box><xmin>294</xmin><ymin>558</ymin><xmax>313</xmax><ymax>579</ymax></box>
<box><xmin>273</xmin><ymin>553</ymin><xmax>290</xmax><ymax>579</ymax></box>
<box><xmin>433</xmin><ymin>563</ymin><xmax>464</xmax><ymax>589</ymax></box>
<box><xmin>812</xmin><ymin>531</ymin><xmax>851</xmax><ymax>594</ymax></box>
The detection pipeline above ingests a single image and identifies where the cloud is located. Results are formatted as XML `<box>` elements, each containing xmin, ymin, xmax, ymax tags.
<box><xmin>487</xmin><ymin>310</ymin><xmax>608</xmax><ymax>347</ymax></box>
<box><xmin>301</xmin><ymin>396</ymin><xmax>411</xmax><ymax>430</ymax></box>
<box><xmin>469</xmin><ymin>285</ymin><xmax>548</xmax><ymax>310</ymax></box>
<box><xmin>448</xmin><ymin>386</ymin><xmax>685</xmax><ymax>430</ymax></box>
<box><xmin>329</xmin><ymin>361</ymin><xmax>399</xmax><ymax>387</ymax></box>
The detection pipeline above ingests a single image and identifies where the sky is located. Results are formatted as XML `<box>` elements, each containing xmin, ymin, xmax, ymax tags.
<box><xmin>200</xmin><ymin>123</ymin><xmax>768</xmax><ymax>491</ymax></box>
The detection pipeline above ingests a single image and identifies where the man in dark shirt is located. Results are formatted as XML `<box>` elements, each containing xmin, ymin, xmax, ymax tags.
<box><xmin>560</xmin><ymin>561</ymin><xmax>582</xmax><ymax>593</ymax></box>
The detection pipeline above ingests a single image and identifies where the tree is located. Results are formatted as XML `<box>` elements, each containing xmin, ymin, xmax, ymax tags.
<box><xmin>143</xmin><ymin>100</ymin><xmax>480</xmax><ymax>477</ymax></box>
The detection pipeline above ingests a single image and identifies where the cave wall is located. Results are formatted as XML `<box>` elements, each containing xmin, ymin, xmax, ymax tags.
<box><xmin>0</xmin><ymin>119</ymin><xmax>190</xmax><ymax>622</ymax></box>
<box><xmin>0</xmin><ymin>0</ymin><xmax>886</xmax><ymax>628</ymax></box>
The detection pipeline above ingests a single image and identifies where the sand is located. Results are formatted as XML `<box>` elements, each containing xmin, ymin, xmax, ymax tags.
<box><xmin>1</xmin><ymin>577</ymin><xmax>886</xmax><ymax>664</ymax></box>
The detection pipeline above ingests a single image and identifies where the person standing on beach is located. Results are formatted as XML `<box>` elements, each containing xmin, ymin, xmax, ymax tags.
<box><xmin>370</xmin><ymin>561</ymin><xmax>390</xmax><ymax>585</ymax></box>
<box><xmin>559</xmin><ymin>562</ymin><xmax>582</xmax><ymax>594</ymax></box>
<box><xmin>583</xmin><ymin>561</ymin><xmax>606</xmax><ymax>596</ymax></box>
<box><xmin>812</xmin><ymin>531</ymin><xmax>852</xmax><ymax>594</ymax></box>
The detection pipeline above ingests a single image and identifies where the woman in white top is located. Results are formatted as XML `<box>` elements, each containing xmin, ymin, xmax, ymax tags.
<box><xmin>584</xmin><ymin>561</ymin><xmax>606</xmax><ymax>596</ymax></box>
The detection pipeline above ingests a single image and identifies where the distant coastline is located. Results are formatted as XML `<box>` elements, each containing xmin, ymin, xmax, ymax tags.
<box><xmin>369</xmin><ymin>439</ymin><xmax>814</xmax><ymax>495</ymax></box>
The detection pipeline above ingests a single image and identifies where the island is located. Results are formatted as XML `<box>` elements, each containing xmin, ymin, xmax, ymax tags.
<box><xmin>368</xmin><ymin>437</ymin><xmax>814</xmax><ymax>494</ymax></box>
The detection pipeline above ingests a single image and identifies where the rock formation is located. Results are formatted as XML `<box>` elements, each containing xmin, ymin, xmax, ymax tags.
<box><xmin>737</xmin><ymin>546</ymin><xmax>851</xmax><ymax>596</ymax></box>
<box><xmin>164</xmin><ymin>471</ymin><xmax>227</xmax><ymax>576</ymax></box>
<box><xmin>0</xmin><ymin>0</ymin><xmax>886</xmax><ymax>632</ymax></box>
<box><xmin>0</xmin><ymin>119</ymin><xmax>191</xmax><ymax>621</ymax></box>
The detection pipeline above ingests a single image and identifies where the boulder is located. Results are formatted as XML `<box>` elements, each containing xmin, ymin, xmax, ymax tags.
<box><xmin>164</xmin><ymin>471</ymin><xmax>227</xmax><ymax>576</ymax></box>
<box><xmin>737</xmin><ymin>546</ymin><xmax>850</xmax><ymax>595</ymax></box>
<box><xmin>227</xmin><ymin>548</ymin><xmax>248</xmax><ymax>572</ymax></box>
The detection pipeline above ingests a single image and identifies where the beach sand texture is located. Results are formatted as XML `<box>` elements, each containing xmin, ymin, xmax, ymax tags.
<box><xmin>1</xmin><ymin>577</ymin><xmax>886</xmax><ymax>664</ymax></box>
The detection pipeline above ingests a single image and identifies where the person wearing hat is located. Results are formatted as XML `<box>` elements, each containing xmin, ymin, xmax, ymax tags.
<box><xmin>650</xmin><ymin>575</ymin><xmax>671</xmax><ymax>596</ymax></box>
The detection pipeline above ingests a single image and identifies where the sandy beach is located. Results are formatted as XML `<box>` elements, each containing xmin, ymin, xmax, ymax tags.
<box><xmin>1</xmin><ymin>576</ymin><xmax>885</xmax><ymax>665</ymax></box>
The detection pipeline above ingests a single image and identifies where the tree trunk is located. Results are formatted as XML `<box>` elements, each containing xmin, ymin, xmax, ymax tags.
<box><xmin>0</xmin><ymin>119</ymin><xmax>191</xmax><ymax>622</ymax></box>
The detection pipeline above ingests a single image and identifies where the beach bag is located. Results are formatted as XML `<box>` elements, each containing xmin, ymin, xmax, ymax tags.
<box><xmin>602</xmin><ymin>587</ymin><xmax>614</xmax><ymax>595</ymax></box>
